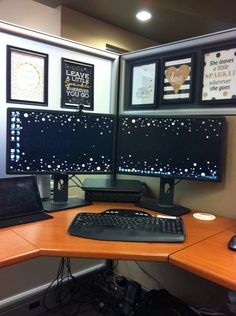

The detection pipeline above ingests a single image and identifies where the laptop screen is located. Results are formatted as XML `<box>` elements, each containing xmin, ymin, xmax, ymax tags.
<box><xmin>0</xmin><ymin>176</ymin><xmax>43</xmax><ymax>220</ymax></box>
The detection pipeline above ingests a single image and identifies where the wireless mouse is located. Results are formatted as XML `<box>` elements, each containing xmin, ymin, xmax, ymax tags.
<box><xmin>228</xmin><ymin>235</ymin><xmax>236</xmax><ymax>251</ymax></box>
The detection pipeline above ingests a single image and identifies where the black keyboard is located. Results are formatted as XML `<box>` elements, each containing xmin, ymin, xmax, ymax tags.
<box><xmin>68</xmin><ymin>210</ymin><xmax>185</xmax><ymax>242</ymax></box>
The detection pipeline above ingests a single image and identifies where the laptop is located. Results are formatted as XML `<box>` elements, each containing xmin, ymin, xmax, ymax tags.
<box><xmin>0</xmin><ymin>176</ymin><xmax>53</xmax><ymax>228</ymax></box>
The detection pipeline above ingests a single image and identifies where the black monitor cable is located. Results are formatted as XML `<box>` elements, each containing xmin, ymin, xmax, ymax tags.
<box><xmin>43</xmin><ymin>257</ymin><xmax>111</xmax><ymax>316</ymax></box>
<box><xmin>166</xmin><ymin>179</ymin><xmax>183</xmax><ymax>194</ymax></box>
<box><xmin>111</xmin><ymin>260</ymin><xmax>126</xmax><ymax>288</ymax></box>
<box><xmin>42</xmin><ymin>257</ymin><xmax>79</xmax><ymax>316</ymax></box>
<box><xmin>135</xmin><ymin>261</ymin><xmax>161</xmax><ymax>290</ymax></box>
<box><xmin>71</xmin><ymin>175</ymin><xmax>83</xmax><ymax>186</ymax></box>
<box><xmin>68</xmin><ymin>175</ymin><xmax>83</xmax><ymax>190</ymax></box>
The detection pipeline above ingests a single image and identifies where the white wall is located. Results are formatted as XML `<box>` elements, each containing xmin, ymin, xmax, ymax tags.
<box><xmin>0</xmin><ymin>0</ymin><xmax>61</xmax><ymax>36</ymax></box>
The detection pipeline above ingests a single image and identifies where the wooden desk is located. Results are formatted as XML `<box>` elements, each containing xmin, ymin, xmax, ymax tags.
<box><xmin>170</xmin><ymin>226</ymin><xmax>236</xmax><ymax>291</ymax></box>
<box><xmin>0</xmin><ymin>228</ymin><xmax>38</xmax><ymax>268</ymax></box>
<box><xmin>9</xmin><ymin>203</ymin><xmax>236</xmax><ymax>262</ymax></box>
<box><xmin>1</xmin><ymin>202</ymin><xmax>236</xmax><ymax>290</ymax></box>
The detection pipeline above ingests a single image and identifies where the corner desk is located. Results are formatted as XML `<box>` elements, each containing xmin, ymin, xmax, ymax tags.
<box><xmin>1</xmin><ymin>202</ymin><xmax>236</xmax><ymax>291</ymax></box>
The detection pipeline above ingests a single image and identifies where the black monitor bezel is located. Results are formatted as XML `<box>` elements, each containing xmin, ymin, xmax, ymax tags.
<box><xmin>6</xmin><ymin>107</ymin><xmax>117</xmax><ymax>175</ymax></box>
<box><xmin>116</xmin><ymin>114</ymin><xmax>226</xmax><ymax>183</ymax></box>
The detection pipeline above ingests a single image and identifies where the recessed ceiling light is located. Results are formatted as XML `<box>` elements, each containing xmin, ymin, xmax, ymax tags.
<box><xmin>136</xmin><ymin>10</ymin><xmax>152</xmax><ymax>22</ymax></box>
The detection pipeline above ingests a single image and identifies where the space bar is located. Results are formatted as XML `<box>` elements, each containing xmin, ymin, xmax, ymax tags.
<box><xmin>82</xmin><ymin>224</ymin><xmax>120</xmax><ymax>229</ymax></box>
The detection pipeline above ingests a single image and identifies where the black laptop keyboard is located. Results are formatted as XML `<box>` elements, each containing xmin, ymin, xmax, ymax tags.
<box><xmin>68</xmin><ymin>211</ymin><xmax>185</xmax><ymax>242</ymax></box>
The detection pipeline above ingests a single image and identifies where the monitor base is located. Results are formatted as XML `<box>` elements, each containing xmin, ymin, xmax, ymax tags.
<box><xmin>43</xmin><ymin>198</ymin><xmax>91</xmax><ymax>212</ymax></box>
<box><xmin>135</xmin><ymin>199</ymin><xmax>190</xmax><ymax>216</ymax></box>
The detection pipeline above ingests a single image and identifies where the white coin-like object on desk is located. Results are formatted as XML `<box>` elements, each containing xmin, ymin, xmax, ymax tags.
<box><xmin>193</xmin><ymin>212</ymin><xmax>216</xmax><ymax>221</ymax></box>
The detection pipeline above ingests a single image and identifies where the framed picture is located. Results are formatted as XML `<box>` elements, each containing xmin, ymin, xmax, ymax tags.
<box><xmin>161</xmin><ymin>54</ymin><xmax>194</xmax><ymax>104</ymax></box>
<box><xmin>200</xmin><ymin>46</ymin><xmax>236</xmax><ymax>104</ymax></box>
<box><xmin>7</xmin><ymin>46</ymin><xmax>48</xmax><ymax>106</ymax></box>
<box><xmin>126</xmin><ymin>60</ymin><xmax>157</xmax><ymax>110</ymax></box>
<box><xmin>61</xmin><ymin>58</ymin><xmax>94</xmax><ymax>110</ymax></box>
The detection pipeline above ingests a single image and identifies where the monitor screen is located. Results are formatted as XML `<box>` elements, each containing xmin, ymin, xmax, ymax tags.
<box><xmin>116</xmin><ymin>115</ymin><xmax>225</xmax><ymax>182</ymax></box>
<box><xmin>116</xmin><ymin>115</ymin><xmax>225</xmax><ymax>216</ymax></box>
<box><xmin>6</xmin><ymin>108</ymin><xmax>116</xmax><ymax>175</ymax></box>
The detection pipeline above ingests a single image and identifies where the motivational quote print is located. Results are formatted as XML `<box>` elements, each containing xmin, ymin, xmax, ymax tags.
<box><xmin>202</xmin><ymin>48</ymin><xmax>236</xmax><ymax>101</ymax></box>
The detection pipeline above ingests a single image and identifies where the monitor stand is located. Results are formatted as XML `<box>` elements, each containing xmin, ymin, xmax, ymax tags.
<box><xmin>43</xmin><ymin>173</ymin><xmax>91</xmax><ymax>212</ymax></box>
<box><xmin>136</xmin><ymin>177</ymin><xmax>190</xmax><ymax>216</ymax></box>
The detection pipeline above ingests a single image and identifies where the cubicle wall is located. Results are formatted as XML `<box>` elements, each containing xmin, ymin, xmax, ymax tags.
<box><xmin>0</xmin><ymin>21</ymin><xmax>119</xmax><ymax>311</ymax></box>
<box><xmin>0</xmin><ymin>21</ymin><xmax>119</xmax><ymax>178</ymax></box>
<box><xmin>0</xmin><ymin>19</ymin><xmax>236</xmax><ymax>313</ymax></box>
<box><xmin>117</xmin><ymin>28</ymin><xmax>236</xmax><ymax>219</ymax></box>
<box><xmin>119</xmin><ymin>28</ymin><xmax>236</xmax><ymax>116</ymax></box>
<box><xmin>116</xmin><ymin>29</ymin><xmax>236</xmax><ymax>309</ymax></box>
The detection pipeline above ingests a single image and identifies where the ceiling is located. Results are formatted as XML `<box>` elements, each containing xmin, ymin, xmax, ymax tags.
<box><xmin>34</xmin><ymin>0</ymin><xmax>236</xmax><ymax>44</ymax></box>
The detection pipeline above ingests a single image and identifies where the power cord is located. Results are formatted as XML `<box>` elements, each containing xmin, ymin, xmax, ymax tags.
<box><xmin>135</xmin><ymin>261</ymin><xmax>161</xmax><ymax>289</ymax></box>
<box><xmin>68</xmin><ymin>175</ymin><xmax>83</xmax><ymax>189</ymax></box>
<box><xmin>43</xmin><ymin>257</ymin><xmax>116</xmax><ymax>316</ymax></box>
<box><xmin>43</xmin><ymin>257</ymin><xmax>79</xmax><ymax>316</ymax></box>
<box><xmin>166</xmin><ymin>179</ymin><xmax>183</xmax><ymax>194</ymax></box>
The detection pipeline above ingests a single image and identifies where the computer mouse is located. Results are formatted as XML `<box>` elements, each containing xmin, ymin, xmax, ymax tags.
<box><xmin>228</xmin><ymin>235</ymin><xmax>236</xmax><ymax>251</ymax></box>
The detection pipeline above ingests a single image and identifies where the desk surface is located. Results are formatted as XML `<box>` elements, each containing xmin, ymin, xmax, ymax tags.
<box><xmin>1</xmin><ymin>202</ymin><xmax>236</xmax><ymax>290</ymax></box>
<box><xmin>0</xmin><ymin>228</ymin><xmax>38</xmax><ymax>268</ymax></box>
<box><xmin>9</xmin><ymin>203</ymin><xmax>236</xmax><ymax>261</ymax></box>
<box><xmin>170</xmin><ymin>226</ymin><xmax>236</xmax><ymax>291</ymax></box>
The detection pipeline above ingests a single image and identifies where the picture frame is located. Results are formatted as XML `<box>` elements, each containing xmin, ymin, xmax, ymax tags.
<box><xmin>125</xmin><ymin>60</ymin><xmax>158</xmax><ymax>110</ymax></box>
<box><xmin>6</xmin><ymin>46</ymin><xmax>48</xmax><ymax>106</ymax></box>
<box><xmin>61</xmin><ymin>58</ymin><xmax>94</xmax><ymax>111</ymax></box>
<box><xmin>160</xmin><ymin>54</ymin><xmax>194</xmax><ymax>104</ymax></box>
<box><xmin>200</xmin><ymin>46</ymin><xmax>236</xmax><ymax>104</ymax></box>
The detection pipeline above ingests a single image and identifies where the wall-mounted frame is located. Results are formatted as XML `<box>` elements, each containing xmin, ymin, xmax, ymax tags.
<box><xmin>61</xmin><ymin>58</ymin><xmax>94</xmax><ymax>111</ymax></box>
<box><xmin>6</xmin><ymin>46</ymin><xmax>48</xmax><ymax>106</ymax></box>
<box><xmin>125</xmin><ymin>60</ymin><xmax>157</xmax><ymax>110</ymax></box>
<box><xmin>200</xmin><ymin>46</ymin><xmax>236</xmax><ymax>104</ymax></box>
<box><xmin>160</xmin><ymin>54</ymin><xmax>194</xmax><ymax>104</ymax></box>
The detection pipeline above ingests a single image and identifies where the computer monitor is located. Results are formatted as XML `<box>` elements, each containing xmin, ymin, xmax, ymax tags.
<box><xmin>116</xmin><ymin>115</ymin><xmax>225</xmax><ymax>216</ymax></box>
<box><xmin>6</xmin><ymin>108</ymin><xmax>116</xmax><ymax>211</ymax></box>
